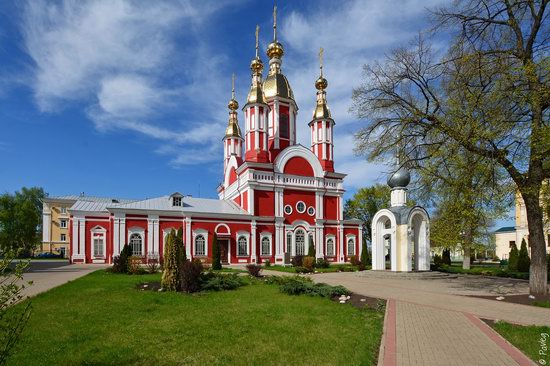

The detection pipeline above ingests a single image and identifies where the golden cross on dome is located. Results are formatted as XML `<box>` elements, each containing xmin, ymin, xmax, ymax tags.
<box><xmin>231</xmin><ymin>73</ymin><xmax>235</xmax><ymax>99</ymax></box>
<box><xmin>273</xmin><ymin>4</ymin><xmax>277</xmax><ymax>40</ymax></box>
<box><xmin>255</xmin><ymin>25</ymin><xmax>260</xmax><ymax>58</ymax></box>
<box><xmin>319</xmin><ymin>47</ymin><xmax>324</xmax><ymax>77</ymax></box>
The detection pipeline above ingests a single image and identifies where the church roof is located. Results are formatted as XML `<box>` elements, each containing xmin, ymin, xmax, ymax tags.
<box><xmin>494</xmin><ymin>226</ymin><xmax>515</xmax><ymax>233</ymax></box>
<box><xmin>69</xmin><ymin>197</ymin><xmax>138</xmax><ymax>213</ymax></box>
<box><xmin>107</xmin><ymin>195</ymin><xmax>250</xmax><ymax>216</ymax></box>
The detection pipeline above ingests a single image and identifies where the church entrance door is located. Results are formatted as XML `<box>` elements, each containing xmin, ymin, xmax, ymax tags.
<box><xmin>220</xmin><ymin>239</ymin><xmax>229</xmax><ymax>264</ymax></box>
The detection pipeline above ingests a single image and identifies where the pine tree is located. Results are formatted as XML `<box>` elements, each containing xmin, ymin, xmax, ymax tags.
<box><xmin>508</xmin><ymin>243</ymin><xmax>519</xmax><ymax>272</ymax></box>
<box><xmin>442</xmin><ymin>248</ymin><xmax>451</xmax><ymax>266</ymax></box>
<box><xmin>212</xmin><ymin>233</ymin><xmax>221</xmax><ymax>270</ymax></box>
<box><xmin>517</xmin><ymin>238</ymin><xmax>531</xmax><ymax>273</ymax></box>
<box><xmin>161</xmin><ymin>229</ymin><xmax>179</xmax><ymax>291</ymax></box>
<box><xmin>308</xmin><ymin>235</ymin><xmax>315</xmax><ymax>257</ymax></box>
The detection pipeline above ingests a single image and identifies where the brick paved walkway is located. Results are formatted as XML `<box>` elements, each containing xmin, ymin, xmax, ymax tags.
<box><xmin>261</xmin><ymin>270</ymin><xmax>547</xmax><ymax>365</ymax></box>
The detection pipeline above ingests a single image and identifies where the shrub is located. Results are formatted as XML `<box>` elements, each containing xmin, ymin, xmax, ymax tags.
<box><xmin>349</xmin><ymin>255</ymin><xmax>360</xmax><ymax>266</ymax></box>
<box><xmin>180</xmin><ymin>259</ymin><xmax>203</xmax><ymax>293</ymax></box>
<box><xmin>500</xmin><ymin>259</ymin><xmax>508</xmax><ymax>266</ymax></box>
<box><xmin>211</xmin><ymin>233</ymin><xmax>221</xmax><ymax>270</ymax></box>
<box><xmin>433</xmin><ymin>254</ymin><xmax>443</xmax><ymax>270</ymax></box>
<box><xmin>201</xmin><ymin>273</ymin><xmax>244</xmax><ymax>291</ymax></box>
<box><xmin>294</xmin><ymin>266</ymin><xmax>311</xmax><ymax>274</ymax></box>
<box><xmin>316</xmin><ymin>258</ymin><xmax>330</xmax><ymax>269</ymax></box>
<box><xmin>146</xmin><ymin>257</ymin><xmax>159</xmax><ymax>274</ymax></box>
<box><xmin>278</xmin><ymin>276</ymin><xmax>351</xmax><ymax>297</ymax></box>
<box><xmin>508</xmin><ymin>243</ymin><xmax>519</xmax><ymax>271</ymax></box>
<box><xmin>303</xmin><ymin>256</ymin><xmax>315</xmax><ymax>272</ymax></box>
<box><xmin>291</xmin><ymin>255</ymin><xmax>304</xmax><ymax>267</ymax></box>
<box><xmin>246</xmin><ymin>264</ymin><xmax>262</xmax><ymax>277</ymax></box>
<box><xmin>358</xmin><ymin>261</ymin><xmax>366</xmax><ymax>271</ymax></box>
<box><xmin>111</xmin><ymin>244</ymin><xmax>132</xmax><ymax>273</ymax></box>
<box><xmin>517</xmin><ymin>238</ymin><xmax>531</xmax><ymax>272</ymax></box>
<box><xmin>128</xmin><ymin>256</ymin><xmax>145</xmax><ymax>274</ymax></box>
<box><xmin>264</xmin><ymin>259</ymin><xmax>271</xmax><ymax>267</ymax></box>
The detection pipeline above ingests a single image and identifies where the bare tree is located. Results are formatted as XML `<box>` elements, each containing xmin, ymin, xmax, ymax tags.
<box><xmin>353</xmin><ymin>0</ymin><xmax>549</xmax><ymax>294</ymax></box>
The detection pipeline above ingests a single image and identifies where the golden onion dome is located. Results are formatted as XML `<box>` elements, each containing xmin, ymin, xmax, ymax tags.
<box><xmin>228</xmin><ymin>98</ymin><xmax>239</xmax><ymax>111</ymax></box>
<box><xmin>225</xmin><ymin>118</ymin><xmax>242</xmax><ymax>138</ymax></box>
<box><xmin>315</xmin><ymin>76</ymin><xmax>328</xmax><ymax>90</ymax></box>
<box><xmin>263</xmin><ymin>72</ymin><xmax>294</xmax><ymax>100</ymax></box>
<box><xmin>250</xmin><ymin>57</ymin><xmax>264</xmax><ymax>73</ymax></box>
<box><xmin>266</xmin><ymin>41</ymin><xmax>284</xmax><ymax>59</ymax></box>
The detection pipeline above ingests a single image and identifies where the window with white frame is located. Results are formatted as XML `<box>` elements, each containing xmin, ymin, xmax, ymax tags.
<box><xmin>129</xmin><ymin>233</ymin><xmax>143</xmax><ymax>256</ymax></box>
<box><xmin>60</xmin><ymin>234</ymin><xmax>66</xmax><ymax>242</ymax></box>
<box><xmin>60</xmin><ymin>219</ymin><xmax>67</xmax><ymax>228</ymax></box>
<box><xmin>286</xmin><ymin>232</ymin><xmax>292</xmax><ymax>253</ymax></box>
<box><xmin>60</xmin><ymin>207</ymin><xmax>67</xmax><ymax>214</ymax></box>
<box><xmin>284</xmin><ymin>205</ymin><xmax>292</xmax><ymax>215</ymax></box>
<box><xmin>326</xmin><ymin>238</ymin><xmax>335</xmax><ymax>256</ymax></box>
<box><xmin>296</xmin><ymin>201</ymin><xmax>306</xmax><ymax>214</ymax></box>
<box><xmin>261</xmin><ymin>236</ymin><xmax>271</xmax><ymax>256</ymax></box>
<box><xmin>237</xmin><ymin>236</ymin><xmax>248</xmax><ymax>256</ymax></box>
<box><xmin>295</xmin><ymin>230</ymin><xmax>305</xmax><ymax>255</ymax></box>
<box><xmin>307</xmin><ymin>206</ymin><xmax>315</xmax><ymax>216</ymax></box>
<box><xmin>347</xmin><ymin>237</ymin><xmax>356</xmax><ymax>256</ymax></box>
<box><xmin>194</xmin><ymin>235</ymin><xmax>206</xmax><ymax>256</ymax></box>
<box><xmin>93</xmin><ymin>235</ymin><xmax>104</xmax><ymax>257</ymax></box>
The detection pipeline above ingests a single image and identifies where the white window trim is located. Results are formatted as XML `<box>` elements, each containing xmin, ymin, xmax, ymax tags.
<box><xmin>236</xmin><ymin>230</ymin><xmax>250</xmax><ymax>257</ymax></box>
<box><xmin>60</xmin><ymin>233</ymin><xmax>67</xmax><ymax>242</ymax></box>
<box><xmin>326</xmin><ymin>235</ymin><xmax>336</xmax><ymax>257</ymax></box>
<box><xmin>346</xmin><ymin>234</ymin><xmax>356</xmax><ymax>256</ymax></box>
<box><xmin>128</xmin><ymin>227</ymin><xmax>145</xmax><ymax>256</ymax></box>
<box><xmin>91</xmin><ymin>226</ymin><xmax>106</xmax><ymax>259</ymax></box>
<box><xmin>192</xmin><ymin>229</ymin><xmax>209</xmax><ymax>257</ymax></box>
<box><xmin>284</xmin><ymin>204</ymin><xmax>293</xmax><ymax>215</ymax></box>
<box><xmin>296</xmin><ymin>201</ymin><xmax>306</xmax><ymax>214</ymax></box>
<box><xmin>294</xmin><ymin>228</ymin><xmax>306</xmax><ymax>256</ymax></box>
<box><xmin>60</xmin><ymin>219</ymin><xmax>68</xmax><ymax>229</ymax></box>
<box><xmin>307</xmin><ymin>206</ymin><xmax>315</xmax><ymax>216</ymax></box>
<box><xmin>260</xmin><ymin>232</ymin><xmax>272</xmax><ymax>257</ymax></box>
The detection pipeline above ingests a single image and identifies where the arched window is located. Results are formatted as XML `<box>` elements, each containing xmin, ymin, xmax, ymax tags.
<box><xmin>347</xmin><ymin>238</ymin><xmax>355</xmax><ymax>256</ymax></box>
<box><xmin>295</xmin><ymin>230</ymin><xmax>305</xmax><ymax>256</ymax></box>
<box><xmin>237</xmin><ymin>236</ymin><xmax>248</xmax><ymax>256</ymax></box>
<box><xmin>195</xmin><ymin>235</ymin><xmax>206</xmax><ymax>256</ymax></box>
<box><xmin>129</xmin><ymin>233</ymin><xmax>143</xmax><ymax>256</ymax></box>
<box><xmin>261</xmin><ymin>236</ymin><xmax>271</xmax><ymax>256</ymax></box>
<box><xmin>286</xmin><ymin>232</ymin><xmax>292</xmax><ymax>253</ymax></box>
<box><xmin>326</xmin><ymin>238</ymin><xmax>335</xmax><ymax>257</ymax></box>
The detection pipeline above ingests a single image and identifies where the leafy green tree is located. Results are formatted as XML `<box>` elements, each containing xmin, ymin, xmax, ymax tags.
<box><xmin>0</xmin><ymin>187</ymin><xmax>46</xmax><ymax>257</ymax></box>
<box><xmin>0</xmin><ymin>254</ymin><xmax>32</xmax><ymax>365</ymax></box>
<box><xmin>344</xmin><ymin>184</ymin><xmax>390</xmax><ymax>246</ymax></box>
<box><xmin>508</xmin><ymin>243</ymin><xmax>519</xmax><ymax>272</ymax></box>
<box><xmin>212</xmin><ymin>233</ymin><xmax>221</xmax><ymax>270</ymax></box>
<box><xmin>352</xmin><ymin>1</ymin><xmax>549</xmax><ymax>294</ymax></box>
<box><xmin>517</xmin><ymin>239</ymin><xmax>531</xmax><ymax>273</ymax></box>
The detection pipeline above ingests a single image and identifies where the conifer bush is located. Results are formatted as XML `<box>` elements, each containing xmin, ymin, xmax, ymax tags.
<box><xmin>308</xmin><ymin>236</ymin><xmax>315</xmax><ymax>257</ymax></box>
<box><xmin>161</xmin><ymin>229</ymin><xmax>180</xmax><ymax>291</ymax></box>
<box><xmin>517</xmin><ymin>238</ymin><xmax>531</xmax><ymax>272</ymax></box>
<box><xmin>211</xmin><ymin>233</ymin><xmax>221</xmax><ymax>270</ymax></box>
<box><xmin>246</xmin><ymin>264</ymin><xmax>262</xmax><ymax>277</ymax></box>
<box><xmin>180</xmin><ymin>259</ymin><xmax>203</xmax><ymax>293</ymax></box>
<box><xmin>360</xmin><ymin>241</ymin><xmax>369</xmax><ymax>267</ymax></box>
<box><xmin>303</xmin><ymin>256</ymin><xmax>315</xmax><ymax>272</ymax></box>
<box><xmin>508</xmin><ymin>243</ymin><xmax>519</xmax><ymax>271</ymax></box>
<box><xmin>112</xmin><ymin>244</ymin><xmax>132</xmax><ymax>273</ymax></box>
<box><xmin>442</xmin><ymin>248</ymin><xmax>451</xmax><ymax>265</ymax></box>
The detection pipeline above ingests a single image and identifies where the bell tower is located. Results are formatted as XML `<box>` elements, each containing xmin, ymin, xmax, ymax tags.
<box><xmin>263</xmin><ymin>5</ymin><xmax>298</xmax><ymax>161</ymax></box>
<box><xmin>223</xmin><ymin>74</ymin><xmax>243</xmax><ymax>173</ymax></box>
<box><xmin>309</xmin><ymin>48</ymin><xmax>335</xmax><ymax>172</ymax></box>
<box><xmin>244</xmin><ymin>25</ymin><xmax>270</xmax><ymax>163</ymax></box>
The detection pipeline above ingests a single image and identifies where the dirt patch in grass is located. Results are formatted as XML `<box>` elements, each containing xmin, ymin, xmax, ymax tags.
<box><xmin>136</xmin><ymin>281</ymin><xmax>161</xmax><ymax>291</ymax></box>
<box><xmin>469</xmin><ymin>293</ymin><xmax>550</xmax><ymax>307</ymax></box>
<box><xmin>331</xmin><ymin>292</ymin><xmax>386</xmax><ymax>311</ymax></box>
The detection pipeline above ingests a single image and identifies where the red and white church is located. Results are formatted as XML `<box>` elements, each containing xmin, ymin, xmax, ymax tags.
<box><xmin>68</xmin><ymin>22</ymin><xmax>362</xmax><ymax>265</ymax></box>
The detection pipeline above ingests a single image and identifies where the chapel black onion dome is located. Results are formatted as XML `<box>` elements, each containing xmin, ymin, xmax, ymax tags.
<box><xmin>387</xmin><ymin>166</ymin><xmax>411</xmax><ymax>188</ymax></box>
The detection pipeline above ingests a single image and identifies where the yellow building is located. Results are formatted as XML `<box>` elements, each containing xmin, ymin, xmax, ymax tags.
<box><xmin>495</xmin><ymin>192</ymin><xmax>550</xmax><ymax>260</ymax></box>
<box><xmin>42</xmin><ymin>196</ymin><xmax>81</xmax><ymax>257</ymax></box>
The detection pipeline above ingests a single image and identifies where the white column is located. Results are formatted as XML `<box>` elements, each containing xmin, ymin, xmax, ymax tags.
<box><xmin>338</xmin><ymin>224</ymin><xmax>344</xmax><ymax>263</ymax></box>
<box><xmin>254</xmin><ymin>106</ymin><xmax>259</xmax><ymax>150</ymax></box>
<box><xmin>358</xmin><ymin>226</ymin><xmax>363</xmax><ymax>260</ymax></box>
<box><xmin>264</xmin><ymin>108</ymin><xmax>268</xmax><ymax>149</ymax></box>
<box><xmin>147</xmin><ymin>218</ymin><xmax>154</xmax><ymax>256</ymax></box>
<box><xmin>289</xmin><ymin>104</ymin><xmax>294</xmax><ymax>144</ymax></box>
<box><xmin>251</xmin><ymin>221</ymin><xmax>257</xmax><ymax>263</ymax></box>
<box><xmin>78</xmin><ymin>218</ymin><xmax>85</xmax><ymax>259</ymax></box>
<box><xmin>185</xmin><ymin>218</ymin><xmax>192</xmax><ymax>259</ymax></box>
<box><xmin>153</xmin><ymin>218</ymin><xmax>160</xmax><ymax>256</ymax></box>
<box><xmin>274</xmin><ymin>100</ymin><xmax>279</xmax><ymax>148</ymax></box>
<box><xmin>113</xmin><ymin>217</ymin><xmax>120</xmax><ymax>257</ymax></box>
<box><xmin>71</xmin><ymin>217</ymin><xmax>80</xmax><ymax>258</ymax></box>
<box><xmin>248</xmin><ymin>188</ymin><xmax>255</xmax><ymax>215</ymax></box>
<box><xmin>316</xmin><ymin>225</ymin><xmax>324</xmax><ymax>259</ymax></box>
<box><xmin>119</xmin><ymin>218</ymin><xmax>126</xmax><ymax>248</ymax></box>
<box><xmin>42</xmin><ymin>206</ymin><xmax>51</xmax><ymax>243</ymax></box>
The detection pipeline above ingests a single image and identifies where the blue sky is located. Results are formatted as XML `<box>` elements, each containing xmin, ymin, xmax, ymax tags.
<box><xmin>0</xmin><ymin>0</ymin><xmax>514</xmax><ymax>226</ymax></box>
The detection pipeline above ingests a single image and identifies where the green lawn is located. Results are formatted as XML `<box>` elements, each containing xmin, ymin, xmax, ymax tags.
<box><xmin>491</xmin><ymin>321</ymin><xmax>550</xmax><ymax>363</ymax></box>
<box><xmin>263</xmin><ymin>264</ymin><xmax>364</xmax><ymax>273</ymax></box>
<box><xmin>533</xmin><ymin>300</ymin><xmax>550</xmax><ymax>308</ymax></box>
<box><xmin>8</xmin><ymin>270</ymin><xmax>383</xmax><ymax>366</ymax></box>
